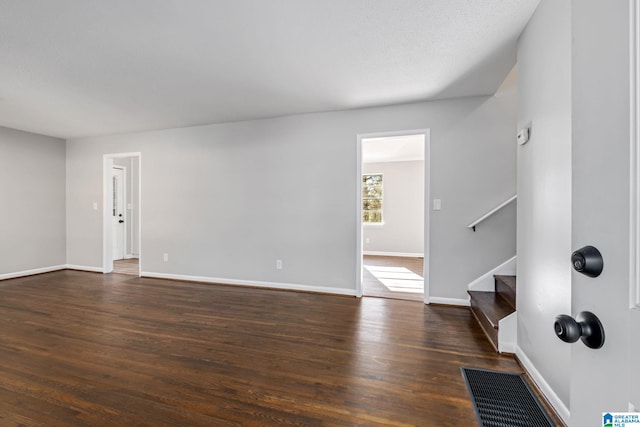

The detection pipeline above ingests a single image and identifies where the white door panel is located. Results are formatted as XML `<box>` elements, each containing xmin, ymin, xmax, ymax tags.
<box><xmin>112</xmin><ymin>167</ymin><xmax>125</xmax><ymax>260</ymax></box>
<box><xmin>568</xmin><ymin>1</ymin><xmax>635</xmax><ymax>425</ymax></box>
<box><xmin>630</xmin><ymin>308</ymin><xmax>640</xmax><ymax>410</ymax></box>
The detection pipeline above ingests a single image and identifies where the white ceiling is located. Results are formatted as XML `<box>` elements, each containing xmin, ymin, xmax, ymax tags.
<box><xmin>363</xmin><ymin>134</ymin><xmax>425</xmax><ymax>163</ymax></box>
<box><xmin>0</xmin><ymin>0</ymin><xmax>539</xmax><ymax>139</ymax></box>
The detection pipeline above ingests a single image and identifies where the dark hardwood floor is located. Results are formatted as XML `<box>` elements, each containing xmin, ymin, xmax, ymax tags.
<box><xmin>0</xmin><ymin>270</ymin><xmax>533</xmax><ymax>426</ymax></box>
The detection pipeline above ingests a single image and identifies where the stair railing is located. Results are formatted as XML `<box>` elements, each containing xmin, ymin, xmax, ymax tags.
<box><xmin>468</xmin><ymin>195</ymin><xmax>517</xmax><ymax>232</ymax></box>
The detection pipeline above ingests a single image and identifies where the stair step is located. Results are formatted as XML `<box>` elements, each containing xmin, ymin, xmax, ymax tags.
<box><xmin>468</xmin><ymin>290</ymin><xmax>516</xmax><ymax>352</ymax></box>
<box><xmin>494</xmin><ymin>275</ymin><xmax>516</xmax><ymax>310</ymax></box>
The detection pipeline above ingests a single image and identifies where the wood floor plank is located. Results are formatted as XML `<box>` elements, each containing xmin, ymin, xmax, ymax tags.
<box><xmin>112</xmin><ymin>259</ymin><xmax>139</xmax><ymax>276</ymax></box>
<box><xmin>0</xmin><ymin>270</ymin><xmax>527</xmax><ymax>426</ymax></box>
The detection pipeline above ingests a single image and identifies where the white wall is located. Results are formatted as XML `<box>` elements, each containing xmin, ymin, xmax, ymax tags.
<box><xmin>0</xmin><ymin>126</ymin><xmax>66</xmax><ymax>277</ymax></box>
<box><xmin>131</xmin><ymin>156</ymin><xmax>140</xmax><ymax>257</ymax></box>
<box><xmin>363</xmin><ymin>160</ymin><xmax>424</xmax><ymax>255</ymax></box>
<box><xmin>66</xmin><ymin>94</ymin><xmax>516</xmax><ymax>299</ymax></box>
<box><xmin>516</xmin><ymin>0</ymin><xmax>572</xmax><ymax>416</ymax></box>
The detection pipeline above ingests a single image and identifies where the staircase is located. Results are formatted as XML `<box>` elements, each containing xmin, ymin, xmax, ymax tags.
<box><xmin>468</xmin><ymin>275</ymin><xmax>516</xmax><ymax>353</ymax></box>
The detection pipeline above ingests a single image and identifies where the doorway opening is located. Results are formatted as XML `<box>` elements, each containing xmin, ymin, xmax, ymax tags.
<box><xmin>103</xmin><ymin>153</ymin><xmax>141</xmax><ymax>276</ymax></box>
<box><xmin>356</xmin><ymin>131</ymin><xmax>429</xmax><ymax>302</ymax></box>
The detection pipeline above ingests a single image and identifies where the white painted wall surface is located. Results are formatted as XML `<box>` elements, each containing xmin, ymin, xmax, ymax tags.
<box><xmin>363</xmin><ymin>160</ymin><xmax>424</xmax><ymax>255</ymax></box>
<box><xmin>131</xmin><ymin>157</ymin><xmax>140</xmax><ymax>257</ymax></box>
<box><xmin>66</xmin><ymin>95</ymin><xmax>516</xmax><ymax>298</ymax></box>
<box><xmin>0</xmin><ymin>126</ymin><xmax>66</xmax><ymax>276</ymax></box>
<box><xmin>516</xmin><ymin>0</ymin><xmax>572</xmax><ymax>416</ymax></box>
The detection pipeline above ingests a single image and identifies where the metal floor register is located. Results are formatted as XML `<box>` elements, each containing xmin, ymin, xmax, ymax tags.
<box><xmin>461</xmin><ymin>367</ymin><xmax>555</xmax><ymax>427</ymax></box>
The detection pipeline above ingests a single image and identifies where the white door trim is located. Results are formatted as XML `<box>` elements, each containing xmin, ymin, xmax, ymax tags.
<box><xmin>103</xmin><ymin>152</ymin><xmax>142</xmax><ymax>275</ymax></box>
<box><xmin>355</xmin><ymin>129</ymin><xmax>431</xmax><ymax>302</ymax></box>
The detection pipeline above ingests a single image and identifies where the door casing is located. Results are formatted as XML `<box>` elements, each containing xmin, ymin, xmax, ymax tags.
<box><xmin>103</xmin><ymin>152</ymin><xmax>141</xmax><ymax>274</ymax></box>
<box><xmin>355</xmin><ymin>129</ymin><xmax>430</xmax><ymax>302</ymax></box>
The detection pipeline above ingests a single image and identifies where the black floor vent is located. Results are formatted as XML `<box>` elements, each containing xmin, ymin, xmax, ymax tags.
<box><xmin>461</xmin><ymin>367</ymin><xmax>555</xmax><ymax>427</ymax></box>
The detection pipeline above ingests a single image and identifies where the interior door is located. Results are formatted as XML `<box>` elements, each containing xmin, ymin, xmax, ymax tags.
<box><xmin>567</xmin><ymin>2</ymin><xmax>637</xmax><ymax>425</ymax></box>
<box><xmin>112</xmin><ymin>167</ymin><xmax>125</xmax><ymax>261</ymax></box>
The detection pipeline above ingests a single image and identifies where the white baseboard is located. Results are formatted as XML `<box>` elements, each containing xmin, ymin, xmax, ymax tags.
<box><xmin>515</xmin><ymin>345</ymin><xmax>570</xmax><ymax>424</ymax></box>
<box><xmin>66</xmin><ymin>265</ymin><xmax>106</xmax><ymax>273</ymax></box>
<box><xmin>428</xmin><ymin>296</ymin><xmax>470</xmax><ymax>306</ymax></box>
<box><xmin>467</xmin><ymin>255</ymin><xmax>517</xmax><ymax>292</ymax></box>
<box><xmin>140</xmin><ymin>271</ymin><xmax>357</xmax><ymax>297</ymax></box>
<box><xmin>0</xmin><ymin>265</ymin><xmax>67</xmax><ymax>281</ymax></box>
<box><xmin>363</xmin><ymin>251</ymin><xmax>423</xmax><ymax>258</ymax></box>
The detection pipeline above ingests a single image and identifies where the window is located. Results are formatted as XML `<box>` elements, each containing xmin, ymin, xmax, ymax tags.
<box><xmin>362</xmin><ymin>174</ymin><xmax>383</xmax><ymax>224</ymax></box>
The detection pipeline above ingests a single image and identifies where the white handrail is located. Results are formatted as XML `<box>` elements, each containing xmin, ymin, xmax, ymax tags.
<box><xmin>468</xmin><ymin>195</ymin><xmax>517</xmax><ymax>231</ymax></box>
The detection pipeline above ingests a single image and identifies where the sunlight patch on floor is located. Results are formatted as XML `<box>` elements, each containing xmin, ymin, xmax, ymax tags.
<box><xmin>364</xmin><ymin>266</ymin><xmax>423</xmax><ymax>294</ymax></box>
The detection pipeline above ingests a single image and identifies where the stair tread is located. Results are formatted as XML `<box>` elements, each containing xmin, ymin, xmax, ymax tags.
<box><xmin>468</xmin><ymin>290</ymin><xmax>515</xmax><ymax>328</ymax></box>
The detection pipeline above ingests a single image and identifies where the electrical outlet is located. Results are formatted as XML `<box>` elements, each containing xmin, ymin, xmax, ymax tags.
<box><xmin>276</xmin><ymin>259</ymin><xmax>283</xmax><ymax>270</ymax></box>
<box><xmin>365</xmin><ymin>238</ymin><xmax>370</xmax><ymax>244</ymax></box>
<box><xmin>163</xmin><ymin>253</ymin><xmax>169</xmax><ymax>262</ymax></box>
